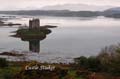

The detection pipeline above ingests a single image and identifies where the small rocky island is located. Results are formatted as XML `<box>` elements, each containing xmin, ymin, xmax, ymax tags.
<box><xmin>13</xmin><ymin>19</ymin><xmax>57</xmax><ymax>40</ymax></box>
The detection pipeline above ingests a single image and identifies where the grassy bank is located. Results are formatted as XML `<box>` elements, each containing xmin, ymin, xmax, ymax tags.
<box><xmin>0</xmin><ymin>44</ymin><xmax>120</xmax><ymax>79</ymax></box>
<box><xmin>0</xmin><ymin>59</ymin><xmax>84</xmax><ymax>79</ymax></box>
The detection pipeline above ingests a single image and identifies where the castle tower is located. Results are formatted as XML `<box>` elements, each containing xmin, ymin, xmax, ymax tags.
<box><xmin>29</xmin><ymin>19</ymin><xmax>40</xmax><ymax>29</ymax></box>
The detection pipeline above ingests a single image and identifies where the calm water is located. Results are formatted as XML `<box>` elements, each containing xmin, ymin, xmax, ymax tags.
<box><xmin>1</xmin><ymin>15</ymin><xmax>120</xmax><ymax>58</ymax></box>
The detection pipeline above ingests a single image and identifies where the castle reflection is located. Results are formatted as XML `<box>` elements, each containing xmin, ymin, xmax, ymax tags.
<box><xmin>29</xmin><ymin>40</ymin><xmax>40</xmax><ymax>53</ymax></box>
<box><xmin>14</xmin><ymin>34</ymin><xmax>47</xmax><ymax>53</ymax></box>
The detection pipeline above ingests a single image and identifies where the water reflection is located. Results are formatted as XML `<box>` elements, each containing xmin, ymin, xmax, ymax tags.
<box><xmin>29</xmin><ymin>40</ymin><xmax>40</xmax><ymax>52</ymax></box>
<box><xmin>12</xmin><ymin>31</ymin><xmax>50</xmax><ymax>53</ymax></box>
<box><xmin>11</xmin><ymin>27</ymin><xmax>54</xmax><ymax>53</ymax></box>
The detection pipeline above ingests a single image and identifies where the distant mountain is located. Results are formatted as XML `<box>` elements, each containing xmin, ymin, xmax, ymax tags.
<box><xmin>104</xmin><ymin>7</ymin><xmax>120</xmax><ymax>14</ymax></box>
<box><xmin>103</xmin><ymin>7</ymin><xmax>120</xmax><ymax>18</ymax></box>
<box><xmin>41</xmin><ymin>4</ymin><xmax>112</xmax><ymax>11</ymax></box>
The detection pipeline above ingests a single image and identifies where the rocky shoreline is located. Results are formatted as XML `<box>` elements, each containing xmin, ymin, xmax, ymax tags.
<box><xmin>0</xmin><ymin>51</ymin><xmax>74</xmax><ymax>64</ymax></box>
<box><xmin>0</xmin><ymin>20</ymin><xmax>21</xmax><ymax>26</ymax></box>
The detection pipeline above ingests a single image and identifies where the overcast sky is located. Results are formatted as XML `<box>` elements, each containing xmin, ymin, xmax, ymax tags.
<box><xmin>0</xmin><ymin>0</ymin><xmax>120</xmax><ymax>10</ymax></box>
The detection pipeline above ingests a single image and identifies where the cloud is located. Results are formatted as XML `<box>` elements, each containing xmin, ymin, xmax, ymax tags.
<box><xmin>0</xmin><ymin>0</ymin><xmax>120</xmax><ymax>10</ymax></box>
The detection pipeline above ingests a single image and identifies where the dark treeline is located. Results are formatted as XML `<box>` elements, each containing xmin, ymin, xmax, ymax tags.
<box><xmin>0</xmin><ymin>10</ymin><xmax>100</xmax><ymax>17</ymax></box>
<box><xmin>1</xmin><ymin>9</ymin><xmax>120</xmax><ymax>18</ymax></box>
<box><xmin>0</xmin><ymin>9</ymin><xmax>120</xmax><ymax>18</ymax></box>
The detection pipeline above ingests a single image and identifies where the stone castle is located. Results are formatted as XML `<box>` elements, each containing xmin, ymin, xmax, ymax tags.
<box><xmin>29</xmin><ymin>19</ymin><xmax>40</xmax><ymax>29</ymax></box>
